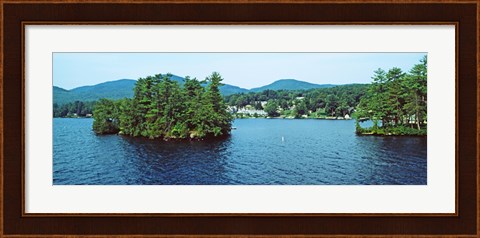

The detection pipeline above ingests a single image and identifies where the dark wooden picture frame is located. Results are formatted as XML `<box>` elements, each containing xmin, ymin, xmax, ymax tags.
<box><xmin>1</xmin><ymin>1</ymin><xmax>478</xmax><ymax>237</ymax></box>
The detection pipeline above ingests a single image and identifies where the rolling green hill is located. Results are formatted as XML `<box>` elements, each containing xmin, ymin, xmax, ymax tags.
<box><xmin>250</xmin><ymin>79</ymin><xmax>335</xmax><ymax>92</ymax></box>
<box><xmin>54</xmin><ymin>76</ymin><xmax>337</xmax><ymax>105</ymax></box>
<box><xmin>54</xmin><ymin>79</ymin><xmax>136</xmax><ymax>105</ymax></box>
<box><xmin>53</xmin><ymin>74</ymin><xmax>249</xmax><ymax>105</ymax></box>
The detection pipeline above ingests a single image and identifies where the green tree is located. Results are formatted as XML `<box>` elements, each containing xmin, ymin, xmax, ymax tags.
<box><xmin>294</xmin><ymin>100</ymin><xmax>307</xmax><ymax>118</ymax></box>
<box><xmin>235</xmin><ymin>95</ymin><xmax>249</xmax><ymax>109</ymax></box>
<box><xmin>325</xmin><ymin>94</ymin><xmax>339</xmax><ymax>117</ymax></box>
<box><xmin>385</xmin><ymin>67</ymin><xmax>406</xmax><ymax>126</ymax></box>
<box><xmin>403</xmin><ymin>56</ymin><xmax>427</xmax><ymax>129</ymax></box>
<box><xmin>92</xmin><ymin>98</ymin><xmax>119</xmax><ymax>134</ymax></box>
<box><xmin>183</xmin><ymin>76</ymin><xmax>206</xmax><ymax>137</ymax></box>
<box><xmin>117</xmin><ymin>98</ymin><xmax>135</xmax><ymax>135</ymax></box>
<box><xmin>359</xmin><ymin>68</ymin><xmax>389</xmax><ymax>126</ymax></box>
<box><xmin>264</xmin><ymin>100</ymin><xmax>280</xmax><ymax>117</ymax></box>
<box><xmin>203</xmin><ymin>72</ymin><xmax>233</xmax><ymax>136</ymax></box>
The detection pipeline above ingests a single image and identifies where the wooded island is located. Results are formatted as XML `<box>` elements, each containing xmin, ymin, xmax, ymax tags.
<box><xmin>92</xmin><ymin>72</ymin><xmax>233</xmax><ymax>139</ymax></box>
<box><xmin>355</xmin><ymin>56</ymin><xmax>427</xmax><ymax>136</ymax></box>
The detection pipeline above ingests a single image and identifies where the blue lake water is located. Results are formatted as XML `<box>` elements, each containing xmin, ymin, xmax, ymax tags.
<box><xmin>53</xmin><ymin>118</ymin><xmax>427</xmax><ymax>185</ymax></box>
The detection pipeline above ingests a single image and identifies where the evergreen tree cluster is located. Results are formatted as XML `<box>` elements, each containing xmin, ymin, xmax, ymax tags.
<box><xmin>355</xmin><ymin>56</ymin><xmax>427</xmax><ymax>135</ymax></box>
<box><xmin>53</xmin><ymin>101</ymin><xmax>95</xmax><ymax>117</ymax></box>
<box><xmin>92</xmin><ymin>72</ymin><xmax>233</xmax><ymax>139</ymax></box>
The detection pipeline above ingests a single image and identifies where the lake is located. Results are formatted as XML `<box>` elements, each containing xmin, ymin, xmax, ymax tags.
<box><xmin>53</xmin><ymin>118</ymin><xmax>427</xmax><ymax>185</ymax></box>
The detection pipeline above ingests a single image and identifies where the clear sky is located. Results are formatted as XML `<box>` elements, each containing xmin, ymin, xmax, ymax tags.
<box><xmin>53</xmin><ymin>52</ymin><xmax>426</xmax><ymax>90</ymax></box>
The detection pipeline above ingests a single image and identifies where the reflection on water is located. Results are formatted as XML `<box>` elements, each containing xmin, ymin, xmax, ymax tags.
<box><xmin>53</xmin><ymin>118</ymin><xmax>427</xmax><ymax>185</ymax></box>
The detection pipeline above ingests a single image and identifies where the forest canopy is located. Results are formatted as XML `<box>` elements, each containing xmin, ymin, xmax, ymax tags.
<box><xmin>92</xmin><ymin>72</ymin><xmax>233</xmax><ymax>139</ymax></box>
<box><xmin>355</xmin><ymin>55</ymin><xmax>427</xmax><ymax>135</ymax></box>
<box><xmin>53</xmin><ymin>101</ymin><xmax>95</xmax><ymax>118</ymax></box>
<box><xmin>224</xmin><ymin>84</ymin><xmax>368</xmax><ymax>119</ymax></box>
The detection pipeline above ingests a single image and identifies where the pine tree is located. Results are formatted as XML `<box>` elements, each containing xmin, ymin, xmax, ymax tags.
<box><xmin>92</xmin><ymin>99</ymin><xmax>119</xmax><ymax>134</ymax></box>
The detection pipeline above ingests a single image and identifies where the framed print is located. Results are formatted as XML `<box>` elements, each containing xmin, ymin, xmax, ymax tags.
<box><xmin>30</xmin><ymin>26</ymin><xmax>449</xmax><ymax>214</ymax></box>
<box><xmin>1</xmin><ymin>0</ymin><xmax>478</xmax><ymax>237</ymax></box>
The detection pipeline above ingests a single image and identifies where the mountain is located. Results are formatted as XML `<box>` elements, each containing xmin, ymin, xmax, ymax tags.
<box><xmin>53</xmin><ymin>86</ymin><xmax>74</xmax><ymax>105</ymax></box>
<box><xmin>53</xmin><ymin>74</ymin><xmax>249</xmax><ymax>105</ymax></box>
<box><xmin>250</xmin><ymin>79</ymin><xmax>335</xmax><ymax>92</ymax></box>
<box><xmin>71</xmin><ymin>79</ymin><xmax>136</xmax><ymax>100</ymax></box>
<box><xmin>160</xmin><ymin>74</ymin><xmax>185</xmax><ymax>85</ymax></box>
<box><xmin>219</xmin><ymin>84</ymin><xmax>249</xmax><ymax>95</ymax></box>
<box><xmin>54</xmin><ymin>79</ymin><xmax>136</xmax><ymax>105</ymax></box>
<box><xmin>53</xmin><ymin>76</ymin><xmax>337</xmax><ymax>105</ymax></box>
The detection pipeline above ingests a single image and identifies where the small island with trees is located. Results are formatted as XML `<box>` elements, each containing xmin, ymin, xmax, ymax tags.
<box><xmin>92</xmin><ymin>72</ymin><xmax>233</xmax><ymax>140</ymax></box>
<box><xmin>355</xmin><ymin>56</ymin><xmax>427</xmax><ymax>136</ymax></box>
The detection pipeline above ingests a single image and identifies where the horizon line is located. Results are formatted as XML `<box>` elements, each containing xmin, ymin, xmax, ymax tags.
<box><xmin>53</xmin><ymin>75</ymin><xmax>369</xmax><ymax>91</ymax></box>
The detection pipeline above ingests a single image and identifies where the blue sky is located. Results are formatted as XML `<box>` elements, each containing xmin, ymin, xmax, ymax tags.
<box><xmin>53</xmin><ymin>52</ymin><xmax>426</xmax><ymax>90</ymax></box>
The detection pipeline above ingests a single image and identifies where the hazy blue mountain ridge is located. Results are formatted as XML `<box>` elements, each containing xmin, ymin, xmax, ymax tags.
<box><xmin>54</xmin><ymin>79</ymin><xmax>136</xmax><ymax>105</ymax></box>
<box><xmin>250</xmin><ymin>79</ymin><xmax>335</xmax><ymax>92</ymax></box>
<box><xmin>53</xmin><ymin>75</ymin><xmax>335</xmax><ymax>105</ymax></box>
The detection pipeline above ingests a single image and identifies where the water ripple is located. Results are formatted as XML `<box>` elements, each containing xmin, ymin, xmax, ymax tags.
<box><xmin>53</xmin><ymin>118</ymin><xmax>427</xmax><ymax>185</ymax></box>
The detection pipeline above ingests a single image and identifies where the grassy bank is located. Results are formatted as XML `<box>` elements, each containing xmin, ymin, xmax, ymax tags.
<box><xmin>356</xmin><ymin>124</ymin><xmax>427</xmax><ymax>136</ymax></box>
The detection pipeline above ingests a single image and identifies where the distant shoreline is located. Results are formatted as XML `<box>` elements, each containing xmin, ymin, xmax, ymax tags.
<box><xmin>53</xmin><ymin>117</ymin><xmax>426</xmax><ymax>137</ymax></box>
<box><xmin>54</xmin><ymin>116</ymin><xmax>352</xmax><ymax>120</ymax></box>
<box><xmin>238</xmin><ymin>117</ymin><xmax>352</xmax><ymax>120</ymax></box>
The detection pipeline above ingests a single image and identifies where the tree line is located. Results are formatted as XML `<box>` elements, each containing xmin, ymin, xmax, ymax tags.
<box><xmin>53</xmin><ymin>101</ymin><xmax>95</xmax><ymax>118</ymax></box>
<box><xmin>92</xmin><ymin>72</ymin><xmax>233</xmax><ymax>140</ymax></box>
<box><xmin>355</xmin><ymin>55</ymin><xmax>427</xmax><ymax>135</ymax></box>
<box><xmin>224</xmin><ymin>84</ymin><xmax>368</xmax><ymax>118</ymax></box>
